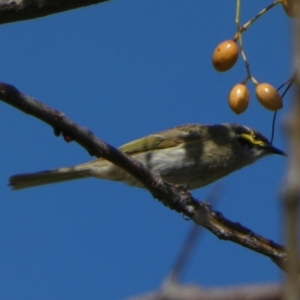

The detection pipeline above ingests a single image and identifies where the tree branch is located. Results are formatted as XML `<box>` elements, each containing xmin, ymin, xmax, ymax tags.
<box><xmin>281</xmin><ymin>13</ymin><xmax>300</xmax><ymax>299</ymax></box>
<box><xmin>0</xmin><ymin>0</ymin><xmax>109</xmax><ymax>24</ymax></box>
<box><xmin>128</xmin><ymin>283</ymin><xmax>283</xmax><ymax>300</ymax></box>
<box><xmin>0</xmin><ymin>81</ymin><xmax>287</xmax><ymax>269</ymax></box>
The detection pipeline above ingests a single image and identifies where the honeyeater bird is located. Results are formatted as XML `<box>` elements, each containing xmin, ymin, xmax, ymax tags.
<box><xmin>9</xmin><ymin>123</ymin><xmax>285</xmax><ymax>190</ymax></box>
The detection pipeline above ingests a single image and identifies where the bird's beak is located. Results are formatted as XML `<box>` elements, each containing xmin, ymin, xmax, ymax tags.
<box><xmin>266</xmin><ymin>144</ymin><xmax>287</xmax><ymax>156</ymax></box>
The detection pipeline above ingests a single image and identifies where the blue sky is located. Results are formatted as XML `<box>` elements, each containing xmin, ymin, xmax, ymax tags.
<box><xmin>0</xmin><ymin>1</ymin><xmax>291</xmax><ymax>299</ymax></box>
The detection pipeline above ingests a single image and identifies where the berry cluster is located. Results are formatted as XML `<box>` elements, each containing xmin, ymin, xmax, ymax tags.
<box><xmin>211</xmin><ymin>0</ymin><xmax>297</xmax><ymax>114</ymax></box>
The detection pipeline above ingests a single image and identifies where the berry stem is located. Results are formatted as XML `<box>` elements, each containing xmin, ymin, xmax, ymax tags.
<box><xmin>235</xmin><ymin>0</ymin><xmax>252</xmax><ymax>83</ymax></box>
<box><xmin>233</xmin><ymin>0</ymin><xmax>282</xmax><ymax>41</ymax></box>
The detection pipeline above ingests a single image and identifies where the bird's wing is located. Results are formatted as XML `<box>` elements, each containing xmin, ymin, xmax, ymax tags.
<box><xmin>119</xmin><ymin>124</ymin><xmax>205</xmax><ymax>155</ymax></box>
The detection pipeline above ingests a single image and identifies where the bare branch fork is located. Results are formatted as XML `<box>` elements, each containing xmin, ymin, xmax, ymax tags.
<box><xmin>0</xmin><ymin>81</ymin><xmax>287</xmax><ymax>269</ymax></box>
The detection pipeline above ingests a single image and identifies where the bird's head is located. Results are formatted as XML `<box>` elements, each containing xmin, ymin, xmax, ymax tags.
<box><xmin>225</xmin><ymin>123</ymin><xmax>286</xmax><ymax>162</ymax></box>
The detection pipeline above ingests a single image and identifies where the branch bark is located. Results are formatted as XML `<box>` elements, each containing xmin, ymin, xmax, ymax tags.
<box><xmin>0</xmin><ymin>81</ymin><xmax>287</xmax><ymax>269</ymax></box>
<box><xmin>0</xmin><ymin>0</ymin><xmax>109</xmax><ymax>24</ymax></box>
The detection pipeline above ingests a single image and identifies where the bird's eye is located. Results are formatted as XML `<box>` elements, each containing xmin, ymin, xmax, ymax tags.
<box><xmin>250</xmin><ymin>131</ymin><xmax>260</xmax><ymax>141</ymax></box>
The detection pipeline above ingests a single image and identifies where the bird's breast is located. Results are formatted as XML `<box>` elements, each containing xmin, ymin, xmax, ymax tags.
<box><xmin>132</xmin><ymin>141</ymin><xmax>241</xmax><ymax>190</ymax></box>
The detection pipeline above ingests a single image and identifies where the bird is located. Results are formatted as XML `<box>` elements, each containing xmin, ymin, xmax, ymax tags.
<box><xmin>9</xmin><ymin>123</ymin><xmax>285</xmax><ymax>190</ymax></box>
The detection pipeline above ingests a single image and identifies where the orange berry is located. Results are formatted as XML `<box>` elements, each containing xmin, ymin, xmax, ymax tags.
<box><xmin>255</xmin><ymin>83</ymin><xmax>282</xmax><ymax>111</ymax></box>
<box><xmin>228</xmin><ymin>84</ymin><xmax>249</xmax><ymax>114</ymax></box>
<box><xmin>212</xmin><ymin>40</ymin><xmax>239</xmax><ymax>72</ymax></box>
<box><xmin>282</xmin><ymin>0</ymin><xmax>300</xmax><ymax>18</ymax></box>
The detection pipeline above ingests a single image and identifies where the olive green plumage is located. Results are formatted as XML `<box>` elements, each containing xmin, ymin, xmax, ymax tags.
<box><xmin>9</xmin><ymin>123</ymin><xmax>285</xmax><ymax>190</ymax></box>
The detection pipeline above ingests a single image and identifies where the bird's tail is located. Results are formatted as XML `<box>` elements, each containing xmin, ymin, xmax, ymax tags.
<box><xmin>9</xmin><ymin>159</ymin><xmax>115</xmax><ymax>190</ymax></box>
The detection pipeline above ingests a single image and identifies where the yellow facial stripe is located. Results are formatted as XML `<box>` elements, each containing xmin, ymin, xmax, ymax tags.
<box><xmin>240</xmin><ymin>132</ymin><xmax>265</xmax><ymax>146</ymax></box>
